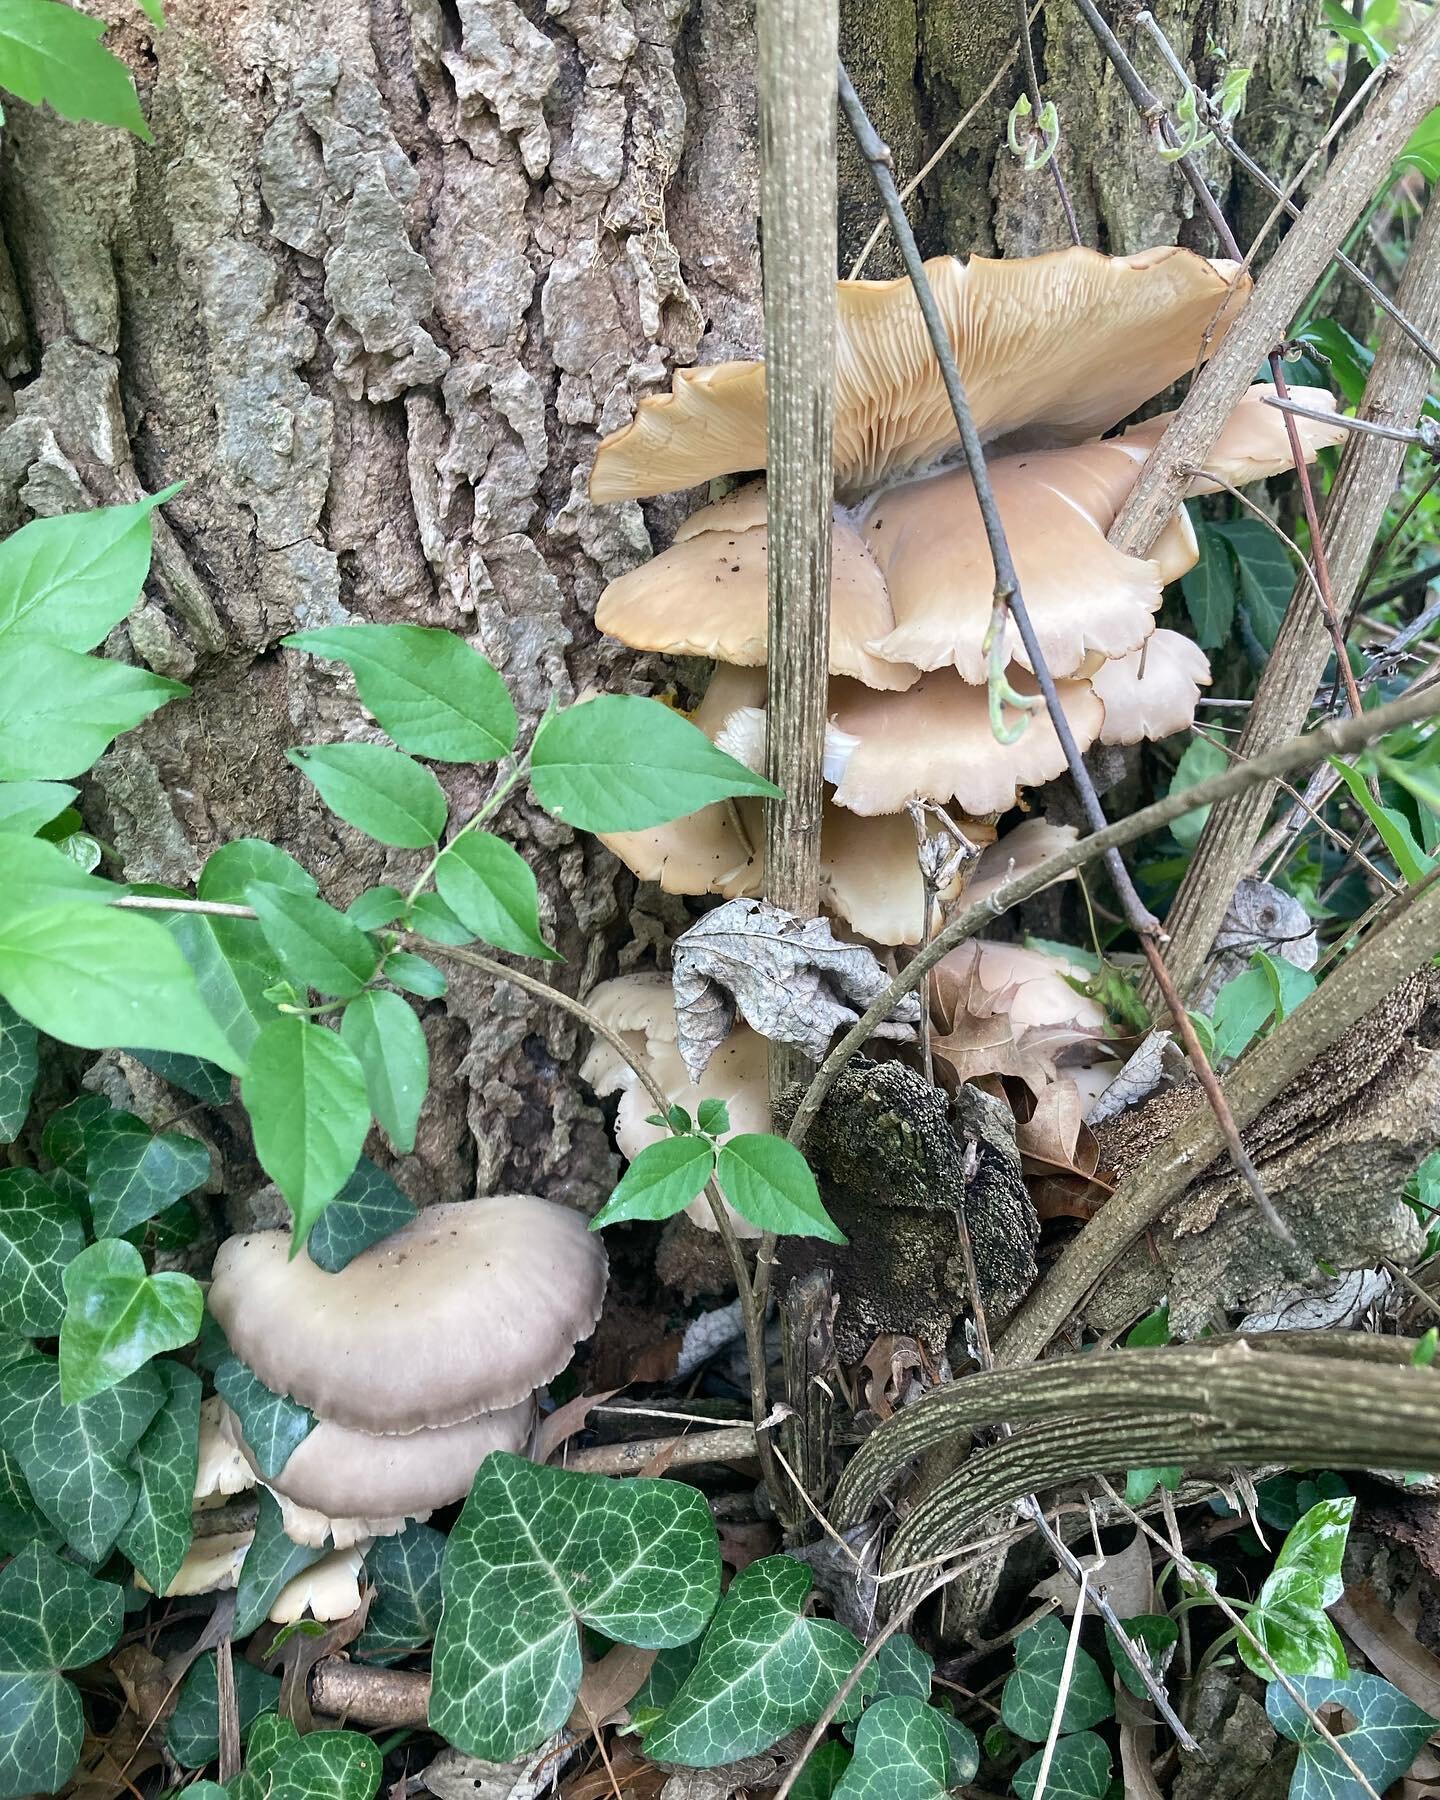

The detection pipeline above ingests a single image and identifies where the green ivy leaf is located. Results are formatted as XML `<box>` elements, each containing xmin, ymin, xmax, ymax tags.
<box><xmin>591</xmin><ymin>1135</ymin><xmax>716</xmax><ymax>1229</ymax></box>
<box><xmin>1167</xmin><ymin>736</ymin><xmax>1229</xmax><ymax>851</ymax></box>
<box><xmin>1012</xmin><ymin>1730</ymin><xmax>1112</xmax><ymax>1800</ymax></box>
<box><xmin>247</xmin><ymin>883</ymin><xmax>379</xmax><ymax>999</ymax></box>
<box><xmin>0</xmin><ymin>998</ymin><xmax>37</xmax><ymax>1142</ymax></box>
<box><xmin>645</xmin><ymin>1557</ymin><xmax>866</xmax><ymax>1768</ymax></box>
<box><xmin>59</xmin><ymin>1238</ymin><xmax>204</xmax><ymax>1404</ymax></box>
<box><xmin>833</xmin><ymin>1696</ymin><xmax>972</xmax><ymax>1800</ymax></box>
<box><xmin>1241</xmin><ymin>1496</ymin><xmax>1354</xmax><ymax>1680</ymax></box>
<box><xmin>430</xmin><ymin>1452</ymin><xmax>721</xmax><ymax>1762</ymax></box>
<box><xmin>235</xmin><ymin>1714</ymin><xmax>382</xmax><ymax>1800</ymax></box>
<box><xmin>0</xmin><ymin>1545</ymin><xmax>124</xmax><ymax>1800</ymax></box>
<box><xmin>126</xmin><ymin>1047</ymin><xmax>233</xmax><ymax>1105</ymax></box>
<box><xmin>866</xmin><ymin>1634</ymin><xmax>934</xmax><ymax>1703</ymax></box>
<box><xmin>1179</xmin><ymin>516</ymin><xmax>1237</xmax><ymax>648</ymax></box>
<box><xmin>1125</xmin><ymin>1466</ymin><xmax>1182</xmax><ymax>1507</ymax></box>
<box><xmin>285</xmin><ymin>625</ymin><xmax>517</xmax><ymax>764</ymax></box>
<box><xmin>287</xmin><ymin>743</ymin><xmax>448</xmax><ymax>848</ymax></box>
<box><xmin>434</xmin><ymin>831</ymin><xmax>559</xmax><ymax>961</ymax></box>
<box><xmin>114</xmin><ymin>1358</ymin><xmax>200</xmax><ymax>1596</ymax></box>
<box><xmin>0</xmin><ymin>646</ymin><xmax>185</xmax><ymax>780</ymax></box>
<box><xmin>0</xmin><ymin>1352</ymin><xmax>165</xmax><ymax>1559</ymax></box>
<box><xmin>529</xmin><ymin>695</ymin><xmax>780</xmax><ymax>831</ymax></box>
<box><xmin>0</xmin><ymin>493</ymin><xmax>170</xmax><ymax>651</ymax></box>
<box><xmin>241</xmin><ymin>1017</ymin><xmax>371</xmax><ymax>1249</ymax></box>
<box><xmin>83</xmin><ymin>1107</ymin><xmax>211</xmax><ymax>1239</ymax></box>
<box><xmin>0</xmin><ymin>1447</ymin><xmax>61</xmax><ymax>1555</ymax></box>
<box><xmin>0</xmin><ymin>902</ymin><xmax>242</xmax><ymax>1073</ymax></box>
<box><xmin>213</xmin><ymin>1355</ymin><xmax>315</xmax><ymax>1480</ymax></box>
<box><xmin>383</xmin><ymin>949</ymin><xmax>447</xmax><ymax>999</ymax></box>
<box><xmin>715</xmin><ymin>1135</ymin><xmax>845</xmax><ymax>1242</ymax></box>
<box><xmin>356</xmin><ymin>1521</ymin><xmax>446</xmax><ymax>1657</ymax></box>
<box><xmin>234</xmin><ymin>1488</ymin><xmax>330</xmax><ymax>1638</ymax></box>
<box><xmin>340</xmin><ymin>989</ymin><xmax>428</xmax><ymax>1154</ymax></box>
<box><xmin>0</xmin><ymin>1169</ymin><xmax>85</xmax><ymax>1336</ymax></box>
<box><xmin>1000</xmin><ymin>1616</ymin><xmax>1113</xmax><ymax>1740</ymax></box>
<box><xmin>42</xmin><ymin>1092</ymin><xmax>109</xmax><ymax>1174</ymax></box>
<box><xmin>166</xmin><ymin>1651</ymin><xmax>281</xmax><ymax>1768</ymax></box>
<box><xmin>1105</xmin><ymin>1614</ymin><xmax>1179</xmax><ymax>1700</ymax></box>
<box><xmin>303</xmin><ymin>1157</ymin><xmax>417</xmax><ymax>1274</ymax></box>
<box><xmin>790</xmin><ymin>1742</ymin><xmax>853</xmax><ymax>1800</ymax></box>
<box><xmin>0</xmin><ymin>780</ymin><xmax>78</xmax><ymax>836</ymax></box>
<box><xmin>1269</xmin><ymin>1671</ymin><xmax>1436</xmax><ymax>1799</ymax></box>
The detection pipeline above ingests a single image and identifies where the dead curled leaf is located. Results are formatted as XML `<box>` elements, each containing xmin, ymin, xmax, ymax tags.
<box><xmin>1332</xmin><ymin>1581</ymin><xmax>1440</xmax><ymax>1717</ymax></box>
<box><xmin>671</xmin><ymin>898</ymin><xmax>918</xmax><ymax>1078</ymax></box>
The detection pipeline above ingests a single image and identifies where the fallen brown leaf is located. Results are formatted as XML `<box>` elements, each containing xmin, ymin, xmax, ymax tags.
<box><xmin>1332</xmin><ymin>1581</ymin><xmax>1440</xmax><ymax>1717</ymax></box>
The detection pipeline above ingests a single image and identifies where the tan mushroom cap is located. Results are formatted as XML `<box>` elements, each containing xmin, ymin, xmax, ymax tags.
<box><xmin>138</xmin><ymin>1529</ymin><xmax>253</xmax><ymax>1598</ymax></box>
<box><xmin>268</xmin><ymin>1544</ymin><xmax>369</xmax><ymax>1625</ymax></box>
<box><xmin>596</xmin><ymin>481</ymin><xmax>917</xmax><ymax>691</ymax></box>
<box><xmin>194</xmin><ymin>1395</ymin><xmax>256</xmax><ymax>1506</ymax></box>
<box><xmin>272</xmin><ymin>1493</ymin><xmax>409</xmax><ymax>1551</ymax></box>
<box><xmin>208</xmin><ymin>1198</ymin><xmax>608</xmax><ymax>1434</ymax></box>
<box><xmin>1119</xmin><ymin>382</ymin><xmax>1347</xmax><ymax>489</ymax></box>
<box><xmin>591</xmin><ymin>245</ymin><xmax>1249</xmax><ymax>502</ymax></box>
<box><xmin>1092</xmin><ymin>629</ymin><xmax>1213</xmax><ymax>746</ymax></box>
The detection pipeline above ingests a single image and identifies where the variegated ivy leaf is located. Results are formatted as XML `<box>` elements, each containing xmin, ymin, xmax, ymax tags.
<box><xmin>233</xmin><ymin>1488</ymin><xmax>329</xmax><ymax>1638</ymax></box>
<box><xmin>0</xmin><ymin>1446</ymin><xmax>61</xmax><ymax>1555</ymax></box>
<box><xmin>429</xmin><ymin>1452</ymin><xmax>721</xmax><ymax>1762</ymax></box>
<box><xmin>0</xmin><ymin>1168</ymin><xmax>85</xmax><ymax>1336</ymax></box>
<box><xmin>82</xmin><ymin>1106</ymin><xmax>212</xmax><ymax>1239</ymax></box>
<box><xmin>1012</xmin><ymin>1731</ymin><xmax>1112</xmax><ymax>1800</ymax></box>
<box><xmin>58</xmin><ymin>1239</ymin><xmax>204</xmax><ymax>1404</ymax></box>
<box><xmin>1268</xmin><ymin>1671</ymin><xmax>1437</xmax><ymax>1800</ymax></box>
<box><xmin>999</xmin><ymin>1616</ymin><xmax>1113</xmax><ymax>1740</ymax></box>
<box><xmin>304</xmin><ymin>1156</ymin><xmax>417</xmax><ymax>1274</ymax></box>
<box><xmin>0</xmin><ymin>997</ymin><xmax>37</xmax><ymax>1142</ymax></box>
<box><xmin>233</xmin><ymin>1712</ymin><xmax>381</xmax><ymax>1800</ymax></box>
<box><xmin>834</xmin><ymin>1696</ymin><xmax>975</xmax><ymax>1800</ymax></box>
<box><xmin>0</xmin><ymin>1353</ymin><xmax>165</xmax><ymax>1559</ymax></box>
<box><xmin>213</xmin><ymin>1354</ymin><xmax>315</xmax><ymax>1480</ymax></box>
<box><xmin>645</xmin><ymin>1556</ymin><xmax>869</xmax><ymax>1768</ymax></box>
<box><xmin>166</xmin><ymin>1651</ymin><xmax>280</xmax><ymax>1768</ymax></box>
<box><xmin>115</xmin><ymin>1359</ymin><xmax>201</xmax><ymax>1596</ymax></box>
<box><xmin>356</xmin><ymin>1521</ymin><xmax>445</xmax><ymax>1658</ymax></box>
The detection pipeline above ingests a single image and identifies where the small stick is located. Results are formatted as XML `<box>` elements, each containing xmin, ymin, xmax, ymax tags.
<box><xmin>1264</xmin><ymin>392</ymin><xmax>1440</xmax><ymax>449</ymax></box>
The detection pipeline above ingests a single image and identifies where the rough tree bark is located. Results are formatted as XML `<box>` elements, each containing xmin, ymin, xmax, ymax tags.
<box><xmin>0</xmin><ymin>0</ymin><xmax>1323</xmax><ymax>1217</ymax></box>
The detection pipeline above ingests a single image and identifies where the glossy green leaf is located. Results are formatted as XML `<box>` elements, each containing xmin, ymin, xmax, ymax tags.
<box><xmin>1269</xmin><ymin>1671</ymin><xmax>1436</xmax><ymax>1799</ymax></box>
<box><xmin>1213</xmin><ymin>518</ymin><xmax>1295</xmax><ymax>652</ymax></box>
<box><xmin>356</xmin><ymin>1521</ymin><xmax>446</xmax><ymax>1657</ymax></box>
<box><xmin>241</xmin><ymin>1017</ymin><xmax>371</xmax><ymax>1248</ymax></box>
<box><xmin>1255</xmin><ymin>949</ymin><xmax>1317</xmax><ymax>1024</ymax></box>
<box><xmin>0</xmin><ymin>780</ymin><xmax>77</xmax><ymax>836</ymax></box>
<box><xmin>0</xmin><ymin>1169</ymin><xmax>84</xmax><ymax>1336</ymax></box>
<box><xmin>234</xmin><ymin>1488</ymin><xmax>330</xmax><ymax>1638</ymax></box>
<box><xmin>235</xmin><ymin>1714</ymin><xmax>382</xmax><ymax>1800</ymax></box>
<box><xmin>1294</xmin><ymin>319</ymin><xmax>1374</xmax><ymax>409</ymax></box>
<box><xmin>1241</xmin><ymin>1496</ymin><xmax>1354</xmax><ymax>1680</ymax></box>
<box><xmin>833</xmin><ymin>1695</ymin><xmax>977</xmax><ymax>1799</ymax></box>
<box><xmin>406</xmin><ymin>891</ymin><xmax>474</xmax><ymax>945</ymax></box>
<box><xmin>434</xmin><ymin>831</ymin><xmax>559</xmax><ymax>961</ymax></box>
<box><xmin>0</xmin><ymin>645</ymin><xmax>185</xmax><ymax>780</ymax></box>
<box><xmin>304</xmin><ymin>1156</ymin><xmax>417</xmax><ymax>1274</ymax></box>
<box><xmin>1012</xmin><ymin>1730</ymin><xmax>1112</xmax><ymax>1800</ymax></box>
<box><xmin>166</xmin><ymin>909</ymin><xmax>281</xmax><ymax>1067</ymax></box>
<box><xmin>59</xmin><ymin>1238</ymin><xmax>203</xmax><ymax>1403</ymax></box>
<box><xmin>0</xmin><ymin>1446</ymin><xmax>61</xmax><ymax>1556</ymax></box>
<box><xmin>0</xmin><ymin>902</ymin><xmax>242</xmax><ymax>1073</ymax></box>
<box><xmin>1323</xmin><ymin>0</ymin><xmax>1386</xmax><ymax>63</ymax></box>
<box><xmin>867</xmin><ymin>1634</ymin><xmax>934</xmax><ymax>1703</ymax></box>
<box><xmin>529</xmin><ymin>694</ymin><xmax>780</xmax><ymax>831</ymax></box>
<box><xmin>1399</xmin><ymin>105</ymin><xmax>1440</xmax><ymax>179</ymax></box>
<box><xmin>0</xmin><ymin>1545</ymin><xmax>124</xmax><ymax>1800</ymax></box>
<box><xmin>166</xmin><ymin>1651</ymin><xmax>281</xmax><ymax>1768</ymax></box>
<box><xmin>247</xmin><ymin>882</ymin><xmax>379</xmax><ymax>999</ymax></box>
<box><xmin>0</xmin><ymin>493</ymin><xmax>169</xmax><ymax>651</ymax></box>
<box><xmin>696</xmin><ymin>1097</ymin><xmax>731</xmax><ymax>1137</ymax></box>
<box><xmin>288</xmin><ymin>743</ymin><xmax>448</xmax><ymax>848</ymax></box>
<box><xmin>127</xmin><ymin>1047</ymin><xmax>233</xmax><ymax>1104</ymax></box>
<box><xmin>114</xmin><ymin>1358</ymin><xmax>200</xmax><ymax>1596</ymax></box>
<box><xmin>716</xmin><ymin>1134</ymin><xmax>845</xmax><ymax>1242</ymax></box>
<box><xmin>383</xmin><ymin>949</ymin><xmax>447</xmax><ymax>999</ymax></box>
<box><xmin>646</xmin><ymin>1557</ymin><xmax>865</xmax><ymax>1768</ymax></box>
<box><xmin>430</xmin><ymin>1452</ymin><xmax>721</xmax><ymax>1762</ymax></box>
<box><xmin>340</xmin><ymin>989</ymin><xmax>428</xmax><ymax>1154</ymax></box>
<box><xmin>590</xmin><ymin>1134</ymin><xmax>715</xmax><ymax>1229</ymax></box>
<box><xmin>213</xmin><ymin>1354</ymin><xmax>315</xmax><ymax>1481</ymax></box>
<box><xmin>1210</xmin><ymin>965</ymin><xmax>1276</xmax><ymax>1061</ymax></box>
<box><xmin>1125</xmin><ymin>1466</ymin><xmax>1182</xmax><ymax>1506</ymax></box>
<box><xmin>285</xmin><ymin>625</ymin><xmax>517</xmax><ymax>763</ymax></box>
<box><xmin>0</xmin><ymin>998</ymin><xmax>37</xmax><ymax>1142</ymax></box>
<box><xmin>1330</xmin><ymin>757</ymin><xmax>1434</xmax><ymax>885</ymax></box>
<box><xmin>346</xmin><ymin>886</ymin><xmax>406</xmax><ymax>931</ymax></box>
<box><xmin>42</xmin><ymin>1092</ymin><xmax>109</xmax><ymax>1174</ymax></box>
<box><xmin>84</xmin><ymin>1107</ymin><xmax>211</xmax><ymax>1238</ymax></box>
<box><xmin>0</xmin><ymin>831</ymin><xmax>121</xmax><ymax>927</ymax></box>
<box><xmin>790</xmin><ymin>1742</ymin><xmax>853</xmax><ymax>1800</ymax></box>
<box><xmin>1168</xmin><ymin>736</ymin><xmax>1229</xmax><ymax>850</ymax></box>
<box><xmin>1179</xmin><ymin>517</ymin><xmax>1237</xmax><ymax>648</ymax></box>
<box><xmin>0</xmin><ymin>1353</ymin><xmax>165</xmax><ymax>1559</ymax></box>
<box><xmin>1000</xmin><ymin>1616</ymin><xmax>1113</xmax><ymax>1740</ymax></box>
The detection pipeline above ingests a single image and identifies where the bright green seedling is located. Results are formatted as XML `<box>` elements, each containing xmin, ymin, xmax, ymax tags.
<box><xmin>0</xmin><ymin>997</ymin><xmax>38</xmax><ymax>1141</ymax></box>
<box><xmin>1012</xmin><ymin>1730</ymin><xmax>1112</xmax><ymax>1800</ymax></box>
<box><xmin>1000</xmin><ymin>1616</ymin><xmax>1113</xmax><ymax>1740</ymax></box>
<box><xmin>1240</xmin><ymin>1496</ymin><xmax>1353</xmax><ymax>1680</ymax></box>
<box><xmin>592</xmin><ymin>1125</ymin><xmax>842</xmax><ymax>1241</ymax></box>
<box><xmin>340</xmin><ymin>990</ymin><xmax>428</xmax><ymax>1154</ymax></box>
<box><xmin>0</xmin><ymin>1545</ymin><xmax>124</xmax><ymax>1800</ymax></box>
<box><xmin>834</xmin><ymin>1695</ymin><xmax>979</xmax><ymax>1799</ymax></box>
<box><xmin>1268</xmin><ymin>1671</ymin><xmax>1437</xmax><ymax>1800</ymax></box>
<box><xmin>233</xmin><ymin>1489</ymin><xmax>329</xmax><ymax>1638</ymax></box>
<box><xmin>645</xmin><ymin>1556</ymin><xmax>868</xmax><ymax>1768</ymax></box>
<box><xmin>287</xmin><ymin>743</ymin><xmax>448</xmax><ymax>848</ymax></box>
<box><xmin>0</xmin><ymin>0</ymin><xmax>154</xmax><ymax>136</ymax></box>
<box><xmin>166</xmin><ymin>1651</ymin><xmax>281</xmax><ymax>1768</ymax></box>
<box><xmin>213</xmin><ymin>1355</ymin><xmax>315</xmax><ymax>1480</ymax></box>
<box><xmin>114</xmin><ymin>1359</ymin><xmax>201</xmax><ymax>1596</ymax></box>
<box><xmin>304</xmin><ymin>1157</ymin><xmax>418</xmax><ymax>1272</ymax></box>
<box><xmin>232</xmin><ymin>1714</ymin><xmax>382</xmax><ymax>1800</ymax></box>
<box><xmin>429</xmin><ymin>1453</ymin><xmax>722</xmax><ymax>1761</ymax></box>
<box><xmin>0</xmin><ymin>1168</ymin><xmax>84</xmax><ymax>1335</ymax></box>
<box><xmin>58</xmin><ymin>1239</ymin><xmax>204</xmax><ymax>1404</ymax></box>
<box><xmin>356</xmin><ymin>1521</ymin><xmax>446</xmax><ymax>1657</ymax></box>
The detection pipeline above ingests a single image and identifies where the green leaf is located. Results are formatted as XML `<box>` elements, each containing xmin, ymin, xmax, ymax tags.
<box><xmin>530</xmin><ymin>694</ymin><xmax>781</xmax><ymax>831</ymax></box>
<box><xmin>1399</xmin><ymin>104</ymin><xmax>1440</xmax><ymax>179</ymax></box>
<box><xmin>166</xmin><ymin>910</ymin><xmax>281</xmax><ymax>1067</ymax></box>
<box><xmin>0</xmin><ymin>494</ymin><xmax>170</xmax><ymax>651</ymax></box>
<box><xmin>429</xmin><ymin>1452</ymin><xmax>722</xmax><ymax>1762</ymax></box>
<box><xmin>833</xmin><ymin>1696</ymin><xmax>961</xmax><ymax>1800</ymax></box>
<box><xmin>0</xmin><ymin>901</ymin><xmax>242</xmax><ymax>1072</ymax></box>
<box><xmin>59</xmin><ymin>1238</ymin><xmax>204</xmax><ymax>1404</ymax></box>
<box><xmin>0</xmin><ymin>831</ymin><xmax>121</xmax><ymax>927</ymax></box>
<box><xmin>383</xmin><ymin>949</ymin><xmax>447</xmax><ymax>999</ymax></box>
<box><xmin>1000</xmin><ymin>1616</ymin><xmax>1113</xmax><ymax>1740</ymax></box>
<box><xmin>285</xmin><ymin>625</ymin><xmax>517</xmax><ymax>764</ymax></box>
<box><xmin>1125</xmin><ymin>1466</ymin><xmax>1182</xmax><ymax>1506</ymax></box>
<box><xmin>241</xmin><ymin>1017</ymin><xmax>371</xmax><ymax>1249</ymax></box>
<box><xmin>0</xmin><ymin>1353</ymin><xmax>165</xmax><ymax>1559</ymax></box>
<box><xmin>202</xmin><ymin>839</ymin><xmax>318</xmax><ymax>902</ymax></box>
<box><xmin>434</xmin><ymin>831</ymin><xmax>559</xmax><ymax>961</ymax></box>
<box><xmin>304</xmin><ymin>1156</ymin><xmax>417</xmax><ymax>1274</ymax></box>
<box><xmin>1179</xmin><ymin>517</ymin><xmax>1237</xmax><ymax>648</ymax></box>
<box><xmin>1323</xmin><ymin>0</ymin><xmax>1387</xmax><ymax>62</ymax></box>
<box><xmin>0</xmin><ymin>645</ymin><xmax>185</xmax><ymax>780</ymax></box>
<box><xmin>127</xmin><ymin>1047</ymin><xmax>233</xmax><ymax>1105</ymax></box>
<box><xmin>1209</xmin><ymin>966</ymin><xmax>1276</xmax><ymax>1060</ymax></box>
<box><xmin>0</xmin><ymin>998</ymin><xmax>37</xmax><ymax>1142</ymax></box>
<box><xmin>356</xmin><ymin>1521</ymin><xmax>446</xmax><ymax>1657</ymax></box>
<box><xmin>591</xmin><ymin>1135</ymin><xmax>716</xmax><ymax>1229</ymax></box>
<box><xmin>1012</xmin><ymin>1730</ymin><xmax>1112</xmax><ymax>1800</ymax></box>
<box><xmin>1168</xmin><ymin>736</ymin><xmax>1229</xmax><ymax>850</ymax></box>
<box><xmin>0</xmin><ymin>1447</ymin><xmax>61</xmax><ymax>1555</ymax></box>
<box><xmin>1105</xmin><ymin>1614</ymin><xmax>1178</xmax><ymax>1700</ymax></box>
<box><xmin>346</xmin><ymin>886</ymin><xmax>407</xmax><ymax>931</ymax></box>
<box><xmin>645</xmin><ymin>1557</ymin><xmax>865</xmax><ymax>1768</ymax></box>
<box><xmin>1241</xmin><ymin>1496</ymin><xmax>1355</xmax><ymax>1680</ymax></box>
<box><xmin>0</xmin><ymin>780</ymin><xmax>77</xmax><ymax>836</ymax></box>
<box><xmin>213</xmin><ymin>1354</ymin><xmax>315</xmax><ymax>1481</ymax></box>
<box><xmin>696</xmin><ymin>1097</ymin><xmax>731</xmax><ymax>1137</ymax></box>
<box><xmin>236</xmin><ymin>1714</ymin><xmax>382</xmax><ymax>1800</ymax></box>
<box><xmin>115</xmin><ymin>1358</ymin><xmax>200</xmax><ymax>1596</ymax></box>
<box><xmin>234</xmin><ymin>1487</ymin><xmax>330</xmax><ymax>1638</ymax></box>
<box><xmin>406</xmin><ymin>891</ymin><xmax>474</xmax><ymax>945</ymax></box>
<box><xmin>166</xmin><ymin>1651</ymin><xmax>281</xmax><ymax>1768</ymax></box>
<box><xmin>1125</xmin><ymin>1306</ymin><xmax>1171</xmax><ymax>1347</ymax></box>
<box><xmin>790</xmin><ymin>1742</ymin><xmax>853</xmax><ymax>1800</ymax></box>
<box><xmin>1293</xmin><ymin>319</ymin><xmax>1374</xmax><ymax>409</ymax></box>
<box><xmin>247</xmin><ymin>882</ymin><xmax>379</xmax><ymax>999</ymax></box>
<box><xmin>0</xmin><ymin>0</ymin><xmax>150</xmax><ymax>135</ymax></box>
<box><xmin>1255</xmin><ymin>949</ymin><xmax>1317</xmax><ymax>1023</ymax></box>
<box><xmin>1268</xmin><ymin>1671</ymin><xmax>1436</xmax><ymax>1799</ymax></box>
<box><xmin>0</xmin><ymin>1169</ymin><xmax>85</xmax><ymax>1335</ymax></box>
<box><xmin>716</xmin><ymin>1135</ymin><xmax>846</xmax><ymax>1242</ymax></box>
<box><xmin>1212</xmin><ymin>518</ymin><xmax>1295</xmax><ymax>652</ymax></box>
<box><xmin>340</xmin><ymin>989</ymin><xmax>428</xmax><ymax>1153</ymax></box>
<box><xmin>42</xmin><ymin>1092</ymin><xmax>109</xmax><ymax>1174</ymax></box>
<box><xmin>84</xmin><ymin>1107</ymin><xmax>211</xmax><ymax>1238</ymax></box>
<box><xmin>868</xmin><ymin>1634</ymin><xmax>934</xmax><ymax>1702</ymax></box>
<box><xmin>1329</xmin><ymin>757</ymin><xmax>1433</xmax><ymax>885</ymax></box>
<box><xmin>287</xmin><ymin>744</ymin><xmax>448</xmax><ymax>848</ymax></box>
<box><xmin>0</xmin><ymin>1545</ymin><xmax>124</xmax><ymax>1800</ymax></box>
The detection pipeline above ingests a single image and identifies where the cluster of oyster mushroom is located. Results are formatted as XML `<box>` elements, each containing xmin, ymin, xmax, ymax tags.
<box><xmin>147</xmin><ymin>1199</ymin><xmax>607</xmax><ymax>1616</ymax></box>
<box><xmin>584</xmin><ymin>244</ymin><xmax>1345</xmax><ymax>1156</ymax></box>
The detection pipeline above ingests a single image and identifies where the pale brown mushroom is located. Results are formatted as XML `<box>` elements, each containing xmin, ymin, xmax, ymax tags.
<box><xmin>591</xmin><ymin>245</ymin><xmax>1250</xmax><ymax>502</ymax></box>
<box><xmin>136</xmin><ymin>1530</ymin><xmax>253</xmax><ymax>1599</ymax></box>
<box><xmin>1119</xmin><ymin>382</ymin><xmax>1347</xmax><ymax>490</ymax></box>
<box><xmin>1091</xmin><ymin>629</ymin><xmax>1213</xmax><ymax>746</ymax></box>
<box><xmin>194</xmin><ymin>1394</ymin><xmax>257</xmax><ymax>1508</ymax></box>
<box><xmin>267</xmin><ymin>1545</ymin><xmax>370</xmax><ymax>1626</ymax></box>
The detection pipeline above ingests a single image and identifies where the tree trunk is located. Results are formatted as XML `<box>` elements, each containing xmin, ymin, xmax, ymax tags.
<box><xmin>0</xmin><ymin>0</ymin><xmax>1322</xmax><ymax>1215</ymax></box>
